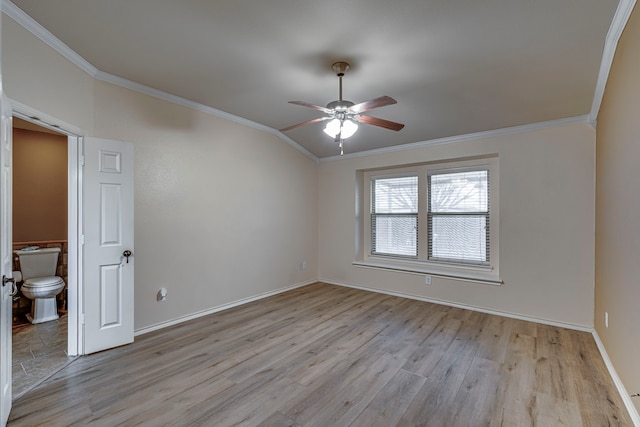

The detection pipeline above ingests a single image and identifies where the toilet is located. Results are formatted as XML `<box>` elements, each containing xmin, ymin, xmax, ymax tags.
<box><xmin>15</xmin><ymin>247</ymin><xmax>66</xmax><ymax>324</ymax></box>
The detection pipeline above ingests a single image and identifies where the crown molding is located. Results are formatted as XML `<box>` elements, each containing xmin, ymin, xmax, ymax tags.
<box><xmin>589</xmin><ymin>0</ymin><xmax>637</xmax><ymax>124</ymax></box>
<box><xmin>95</xmin><ymin>71</ymin><xmax>319</xmax><ymax>164</ymax></box>
<box><xmin>275</xmin><ymin>132</ymin><xmax>320</xmax><ymax>165</ymax></box>
<box><xmin>1</xmin><ymin>1</ymin><xmax>98</xmax><ymax>77</ymax></box>
<box><xmin>320</xmin><ymin>115</ymin><xmax>591</xmax><ymax>163</ymax></box>
<box><xmin>1</xmin><ymin>1</ymin><xmax>319</xmax><ymax>164</ymax></box>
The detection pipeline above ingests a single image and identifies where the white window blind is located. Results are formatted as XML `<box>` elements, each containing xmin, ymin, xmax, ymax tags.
<box><xmin>371</xmin><ymin>176</ymin><xmax>418</xmax><ymax>257</ymax></box>
<box><xmin>428</xmin><ymin>170</ymin><xmax>489</xmax><ymax>264</ymax></box>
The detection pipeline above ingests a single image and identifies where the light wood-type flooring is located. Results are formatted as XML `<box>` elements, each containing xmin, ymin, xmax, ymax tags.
<box><xmin>8</xmin><ymin>282</ymin><xmax>633</xmax><ymax>426</ymax></box>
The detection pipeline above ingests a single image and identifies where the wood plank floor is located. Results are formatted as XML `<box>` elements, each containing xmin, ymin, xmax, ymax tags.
<box><xmin>8</xmin><ymin>283</ymin><xmax>633</xmax><ymax>426</ymax></box>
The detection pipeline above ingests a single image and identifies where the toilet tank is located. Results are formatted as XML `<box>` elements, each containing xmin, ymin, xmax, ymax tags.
<box><xmin>15</xmin><ymin>248</ymin><xmax>61</xmax><ymax>280</ymax></box>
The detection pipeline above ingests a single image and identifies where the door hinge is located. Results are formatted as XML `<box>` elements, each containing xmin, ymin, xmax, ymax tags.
<box><xmin>80</xmin><ymin>314</ymin><xmax>85</xmax><ymax>324</ymax></box>
<box><xmin>80</xmin><ymin>235</ymin><xmax>85</xmax><ymax>245</ymax></box>
<box><xmin>80</xmin><ymin>155</ymin><xmax>85</xmax><ymax>166</ymax></box>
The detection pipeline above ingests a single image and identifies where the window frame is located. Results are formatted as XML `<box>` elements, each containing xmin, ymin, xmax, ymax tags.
<box><xmin>370</xmin><ymin>173</ymin><xmax>419</xmax><ymax>258</ymax></box>
<box><xmin>359</xmin><ymin>156</ymin><xmax>500</xmax><ymax>285</ymax></box>
<box><xmin>427</xmin><ymin>166</ymin><xmax>490</xmax><ymax>266</ymax></box>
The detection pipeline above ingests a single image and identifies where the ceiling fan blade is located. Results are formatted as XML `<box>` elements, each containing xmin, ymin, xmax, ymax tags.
<box><xmin>288</xmin><ymin>101</ymin><xmax>333</xmax><ymax>114</ymax></box>
<box><xmin>355</xmin><ymin>115</ymin><xmax>405</xmax><ymax>131</ymax></box>
<box><xmin>279</xmin><ymin>116</ymin><xmax>330</xmax><ymax>132</ymax></box>
<box><xmin>348</xmin><ymin>96</ymin><xmax>397</xmax><ymax>114</ymax></box>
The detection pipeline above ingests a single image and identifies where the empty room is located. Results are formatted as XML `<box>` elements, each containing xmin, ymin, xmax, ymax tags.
<box><xmin>1</xmin><ymin>0</ymin><xmax>639</xmax><ymax>425</ymax></box>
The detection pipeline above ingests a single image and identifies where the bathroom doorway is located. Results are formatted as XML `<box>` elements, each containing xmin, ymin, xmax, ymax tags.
<box><xmin>10</xmin><ymin>117</ymin><xmax>76</xmax><ymax>398</ymax></box>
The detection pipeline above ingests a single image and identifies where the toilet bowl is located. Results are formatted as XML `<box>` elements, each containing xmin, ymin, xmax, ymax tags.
<box><xmin>15</xmin><ymin>247</ymin><xmax>66</xmax><ymax>324</ymax></box>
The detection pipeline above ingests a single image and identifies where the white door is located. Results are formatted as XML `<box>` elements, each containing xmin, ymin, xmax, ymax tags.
<box><xmin>83</xmin><ymin>137</ymin><xmax>134</xmax><ymax>354</ymax></box>
<box><xmin>0</xmin><ymin>96</ymin><xmax>14</xmax><ymax>426</ymax></box>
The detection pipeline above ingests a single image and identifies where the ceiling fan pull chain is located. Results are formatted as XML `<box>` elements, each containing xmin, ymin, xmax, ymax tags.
<box><xmin>339</xmin><ymin>139</ymin><xmax>344</xmax><ymax>156</ymax></box>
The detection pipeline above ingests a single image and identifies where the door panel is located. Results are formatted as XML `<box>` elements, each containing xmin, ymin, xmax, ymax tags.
<box><xmin>83</xmin><ymin>138</ymin><xmax>134</xmax><ymax>354</ymax></box>
<box><xmin>100</xmin><ymin>264</ymin><xmax>122</xmax><ymax>327</ymax></box>
<box><xmin>100</xmin><ymin>183</ymin><xmax>122</xmax><ymax>245</ymax></box>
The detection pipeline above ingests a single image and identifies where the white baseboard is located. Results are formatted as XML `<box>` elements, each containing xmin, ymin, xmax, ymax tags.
<box><xmin>319</xmin><ymin>278</ymin><xmax>593</xmax><ymax>332</ymax></box>
<box><xmin>134</xmin><ymin>279</ymin><xmax>316</xmax><ymax>336</ymax></box>
<box><xmin>592</xmin><ymin>330</ymin><xmax>640</xmax><ymax>426</ymax></box>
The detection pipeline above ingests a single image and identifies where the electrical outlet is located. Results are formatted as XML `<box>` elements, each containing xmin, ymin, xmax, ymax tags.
<box><xmin>425</xmin><ymin>275</ymin><xmax>432</xmax><ymax>285</ymax></box>
<box><xmin>605</xmin><ymin>311</ymin><xmax>609</xmax><ymax>328</ymax></box>
<box><xmin>300</xmin><ymin>261</ymin><xmax>307</xmax><ymax>270</ymax></box>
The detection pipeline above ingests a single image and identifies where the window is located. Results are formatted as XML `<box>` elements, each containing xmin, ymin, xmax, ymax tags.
<box><xmin>359</xmin><ymin>156</ymin><xmax>499</xmax><ymax>284</ymax></box>
<box><xmin>371</xmin><ymin>176</ymin><xmax>418</xmax><ymax>257</ymax></box>
<box><xmin>428</xmin><ymin>170</ymin><xmax>489</xmax><ymax>265</ymax></box>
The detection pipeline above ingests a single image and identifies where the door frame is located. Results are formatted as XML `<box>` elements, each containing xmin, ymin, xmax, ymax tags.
<box><xmin>11</xmin><ymin>100</ymin><xmax>85</xmax><ymax>356</ymax></box>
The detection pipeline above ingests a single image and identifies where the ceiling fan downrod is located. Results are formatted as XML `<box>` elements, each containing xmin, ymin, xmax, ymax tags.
<box><xmin>332</xmin><ymin>61</ymin><xmax>349</xmax><ymax>102</ymax></box>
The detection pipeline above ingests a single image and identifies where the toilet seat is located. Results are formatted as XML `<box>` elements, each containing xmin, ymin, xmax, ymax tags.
<box><xmin>21</xmin><ymin>276</ymin><xmax>65</xmax><ymax>296</ymax></box>
<box><xmin>23</xmin><ymin>276</ymin><xmax>64</xmax><ymax>287</ymax></box>
<box><xmin>20</xmin><ymin>275</ymin><xmax>65</xmax><ymax>302</ymax></box>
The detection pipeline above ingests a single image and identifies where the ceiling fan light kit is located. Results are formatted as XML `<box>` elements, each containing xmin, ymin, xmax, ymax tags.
<box><xmin>281</xmin><ymin>61</ymin><xmax>404</xmax><ymax>155</ymax></box>
<box><xmin>323</xmin><ymin>118</ymin><xmax>358</xmax><ymax>139</ymax></box>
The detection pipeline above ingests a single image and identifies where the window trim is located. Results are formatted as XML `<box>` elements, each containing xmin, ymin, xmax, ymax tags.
<box><xmin>427</xmin><ymin>166</ymin><xmax>490</xmax><ymax>266</ymax></box>
<box><xmin>364</xmin><ymin>169</ymin><xmax>420</xmax><ymax>261</ymax></box>
<box><xmin>370</xmin><ymin>173</ymin><xmax>419</xmax><ymax>258</ymax></box>
<box><xmin>358</xmin><ymin>156</ymin><xmax>501</xmax><ymax>285</ymax></box>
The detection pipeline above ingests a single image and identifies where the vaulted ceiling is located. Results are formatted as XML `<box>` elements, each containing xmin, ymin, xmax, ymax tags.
<box><xmin>8</xmin><ymin>0</ymin><xmax>624</xmax><ymax>158</ymax></box>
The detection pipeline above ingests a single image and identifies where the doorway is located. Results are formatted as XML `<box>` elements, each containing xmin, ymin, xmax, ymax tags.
<box><xmin>10</xmin><ymin>117</ymin><xmax>76</xmax><ymax>398</ymax></box>
<box><xmin>2</xmin><ymin>103</ymin><xmax>133</xmax><ymax>406</ymax></box>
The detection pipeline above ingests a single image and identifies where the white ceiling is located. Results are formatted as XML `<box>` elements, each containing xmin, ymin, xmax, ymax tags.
<box><xmin>9</xmin><ymin>0</ymin><xmax>622</xmax><ymax>158</ymax></box>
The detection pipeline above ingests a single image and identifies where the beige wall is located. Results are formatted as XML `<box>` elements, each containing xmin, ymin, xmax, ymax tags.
<box><xmin>92</xmin><ymin>81</ymin><xmax>318</xmax><ymax>328</ymax></box>
<box><xmin>319</xmin><ymin>122</ymin><xmax>596</xmax><ymax>328</ymax></box>
<box><xmin>595</xmin><ymin>5</ymin><xmax>640</xmax><ymax>413</ymax></box>
<box><xmin>12</xmin><ymin>127</ymin><xmax>67</xmax><ymax>242</ymax></box>
<box><xmin>2</xmin><ymin>17</ymin><xmax>93</xmax><ymax>132</ymax></box>
<box><xmin>2</xmin><ymin>14</ymin><xmax>318</xmax><ymax>330</ymax></box>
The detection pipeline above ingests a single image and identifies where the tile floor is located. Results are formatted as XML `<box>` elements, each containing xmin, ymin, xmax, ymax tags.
<box><xmin>12</xmin><ymin>314</ymin><xmax>76</xmax><ymax>400</ymax></box>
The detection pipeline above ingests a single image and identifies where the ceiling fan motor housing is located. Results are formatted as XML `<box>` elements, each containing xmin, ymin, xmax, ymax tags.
<box><xmin>326</xmin><ymin>100</ymin><xmax>355</xmax><ymax>111</ymax></box>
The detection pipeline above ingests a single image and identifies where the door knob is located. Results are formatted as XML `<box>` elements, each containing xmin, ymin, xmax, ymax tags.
<box><xmin>2</xmin><ymin>275</ymin><xmax>18</xmax><ymax>296</ymax></box>
<box><xmin>2</xmin><ymin>275</ymin><xmax>14</xmax><ymax>286</ymax></box>
<box><xmin>123</xmin><ymin>250</ymin><xmax>132</xmax><ymax>263</ymax></box>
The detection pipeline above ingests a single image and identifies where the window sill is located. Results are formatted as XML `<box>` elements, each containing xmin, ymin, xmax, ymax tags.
<box><xmin>352</xmin><ymin>259</ymin><xmax>503</xmax><ymax>286</ymax></box>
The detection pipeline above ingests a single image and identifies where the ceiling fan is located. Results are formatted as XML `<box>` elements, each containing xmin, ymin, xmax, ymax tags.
<box><xmin>280</xmin><ymin>61</ymin><xmax>404</xmax><ymax>155</ymax></box>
